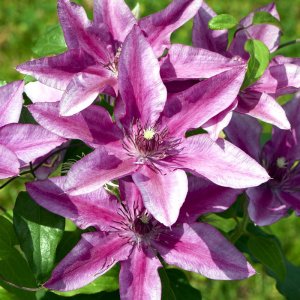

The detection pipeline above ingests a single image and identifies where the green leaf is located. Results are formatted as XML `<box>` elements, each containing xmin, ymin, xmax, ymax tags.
<box><xmin>13</xmin><ymin>192</ymin><xmax>65</xmax><ymax>283</ymax></box>
<box><xmin>0</xmin><ymin>216</ymin><xmax>37</xmax><ymax>300</ymax></box>
<box><xmin>242</xmin><ymin>39</ymin><xmax>270</xmax><ymax>89</ymax></box>
<box><xmin>247</xmin><ymin>234</ymin><xmax>286</xmax><ymax>281</ymax></box>
<box><xmin>54</xmin><ymin>265</ymin><xmax>120</xmax><ymax>296</ymax></box>
<box><xmin>32</xmin><ymin>24</ymin><xmax>67</xmax><ymax>57</ymax></box>
<box><xmin>252</xmin><ymin>11</ymin><xmax>282</xmax><ymax>29</ymax></box>
<box><xmin>160</xmin><ymin>268</ymin><xmax>201</xmax><ymax>300</ymax></box>
<box><xmin>132</xmin><ymin>3</ymin><xmax>141</xmax><ymax>19</ymax></box>
<box><xmin>208</xmin><ymin>14</ymin><xmax>238</xmax><ymax>30</ymax></box>
<box><xmin>0</xmin><ymin>81</ymin><xmax>7</xmax><ymax>87</ymax></box>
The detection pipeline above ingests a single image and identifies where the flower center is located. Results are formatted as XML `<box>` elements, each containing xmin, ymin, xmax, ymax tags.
<box><xmin>143</xmin><ymin>128</ymin><xmax>156</xmax><ymax>140</ymax></box>
<box><xmin>276</xmin><ymin>157</ymin><xmax>287</xmax><ymax>169</ymax></box>
<box><xmin>133</xmin><ymin>215</ymin><xmax>154</xmax><ymax>235</ymax></box>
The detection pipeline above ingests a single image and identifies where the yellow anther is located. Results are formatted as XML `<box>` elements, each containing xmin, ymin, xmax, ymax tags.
<box><xmin>143</xmin><ymin>128</ymin><xmax>156</xmax><ymax>140</ymax></box>
<box><xmin>277</xmin><ymin>157</ymin><xmax>286</xmax><ymax>169</ymax></box>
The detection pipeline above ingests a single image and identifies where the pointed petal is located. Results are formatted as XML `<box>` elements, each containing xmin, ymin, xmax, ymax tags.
<box><xmin>59</xmin><ymin>67</ymin><xmax>117</xmax><ymax>116</ymax></box>
<box><xmin>247</xmin><ymin>185</ymin><xmax>289</xmax><ymax>226</ymax></box>
<box><xmin>45</xmin><ymin>232</ymin><xmax>132</xmax><ymax>291</ymax></box>
<box><xmin>93</xmin><ymin>0</ymin><xmax>136</xmax><ymax>43</ymax></box>
<box><xmin>192</xmin><ymin>1</ymin><xmax>228</xmax><ymax>53</ymax></box>
<box><xmin>132</xmin><ymin>167</ymin><xmax>188</xmax><ymax>226</ymax></box>
<box><xmin>65</xmin><ymin>145</ymin><xmax>138</xmax><ymax>196</ymax></box>
<box><xmin>237</xmin><ymin>92</ymin><xmax>291</xmax><ymax>130</ymax></box>
<box><xmin>26</xmin><ymin>177</ymin><xmax>123</xmax><ymax>230</ymax></box>
<box><xmin>139</xmin><ymin>0</ymin><xmax>202</xmax><ymax>56</ymax></box>
<box><xmin>153</xmin><ymin>223</ymin><xmax>255</xmax><ymax>280</ymax></box>
<box><xmin>16</xmin><ymin>49</ymin><xmax>95</xmax><ymax>90</ymax></box>
<box><xmin>120</xmin><ymin>246</ymin><xmax>162</xmax><ymax>300</ymax></box>
<box><xmin>174</xmin><ymin>135</ymin><xmax>270</xmax><ymax>188</ymax></box>
<box><xmin>178</xmin><ymin>175</ymin><xmax>241</xmax><ymax>223</ymax></box>
<box><xmin>28</xmin><ymin>102</ymin><xmax>122</xmax><ymax>147</ymax></box>
<box><xmin>0</xmin><ymin>81</ymin><xmax>24</xmax><ymax>127</ymax></box>
<box><xmin>0</xmin><ymin>144</ymin><xmax>20</xmax><ymax>179</ymax></box>
<box><xmin>24</xmin><ymin>82</ymin><xmax>63</xmax><ymax>103</ymax></box>
<box><xmin>118</xmin><ymin>26</ymin><xmax>167</xmax><ymax>127</ymax></box>
<box><xmin>160</xmin><ymin>44</ymin><xmax>244</xmax><ymax>81</ymax></box>
<box><xmin>224</xmin><ymin>113</ymin><xmax>262</xmax><ymax>160</ymax></box>
<box><xmin>161</xmin><ymin>66</ymin><xmax>246</xmax><ymax>137</ymax></box>
<box><xmin>0</xmin><ymin>124</ymin><xmax>66</xmax><ymax>164</ymax></box>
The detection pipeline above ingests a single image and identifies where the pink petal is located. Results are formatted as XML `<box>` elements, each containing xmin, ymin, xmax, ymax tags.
<box><xmin>139</xmin><ymin>0</ymin><xmax>202</xmax><ymax>56</ymax></box>
<box><xmin>64</xmin><ymin>145</ymin><xmax>138</xmax><ymax>196</ymax></box>
<box><xmin>178</xmin><ymin>175</ymin><xmax>241</xmax><ymax>223</ymax></box>
<box><xmin>26</xmin><ymin>177</ymin><xmax>123</xmax><ymax>230</ymax></box>
<box><xmin>160</xmin><ymin>44</ymin><xmax>244</xmax><ymax>81</ymax></box>
<box><xmin>175</xmin><ymin>135</ymin><xmax>270</xmax><ymax>188</ymax></box>
<box><xmin>24</xmin><ymin>82</ymin><xmax>63</xmax><ymax>103</ymax></box>
<box><xmin>192</xmin><ymin>1</ymin><xmax>228</xmax><ymax>53</ymax></box>
<box><xmin>237</xmin><ymin>92</ymin><xmax>291</xmax><ymax>130</ymax></box>
<box><xmin>45</xmin><ymin>232</ymin><xmax>132</xmax><ymax>291</ymax></box>
<box><xmin>132</xmin><ymin>166</ymin><xmax>188</xmax><ymax>226</ymax></box>
<box><xmin>0</xmin><ymin>81</ymin><xmax>24</xmax><ymax>127</ymax></box>
<box><xmin>161</xmin><ymin>66</ymin><xmax>246</xmax><ymax>137</ymax></box>
<box><xmin>93</xmin><ymin>0</ymin><xmax>136</xmax><ymax>43</ymax></box>
<box><xmin>120</xmin><ymin>246</ymin><xmax>162</xmax><ymax>300</ymax></box>
<box><xmin>0</xmin><ymin>144</ymin><xmax>20</xmax><ymax>179</ymax></box>
<box><xmin>247</xmin><ymin>185</ymin><xmax>289</xmax><ymax>226</ymax></box>
<box><xmin>0</xmin><ymin>124</ymin><xmax>66</xmax><ymax>164</ymax></box>
<box><xmin>118</xmin><ymin>26</ymin><xmax>167</xmax><ymax>128</ymax></box>
<box><xmin>153</xmin><ymin>223</ymin><xmax>255</xmax><ymax>279</ymax></box>
<box><xmin>16</xmin><ymin>49</ymin><xmax>95</xmax><ymax>90</ymax></box>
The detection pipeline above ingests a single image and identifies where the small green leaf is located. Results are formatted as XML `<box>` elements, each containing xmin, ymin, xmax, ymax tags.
<box><xmin>242</xmin><ymin>39</ymin><xmax>270</xmax><ymax>89</ymax></box>
<box><xmin>252</xmin><ymin>11</ymin><xmax>282</xmax><ymax>29</ymax></box>
<box><xmin>132</xmin><ymin>3</ymin><xmax>141</xmax><ymax>19</ymax></box>
<box><xmin>32</xmin><ymin>24</ymin><xmax>67</xmax><ymax>57</ymax></box>
<box><xmin>0</xmin><ymin>81</ymin><xmax>7</xmax><ymax>87</ymax></box>
<box><xmin>247</xmin><ymin>235</ymin><xmax>286</xmax><ymax>281</ymax></box>
<box><xmin>208</xmin><ymin>14</ymin><xmax>238</xmax><ymax>30</ymax></box>
<box><xmin>13</xmin><ymin>192</ymin><xmax>65</xmax><ymax>283</ymax></box>
<box><xmin>54</xmin><ymin>265</ymin><xmax>120</xmax><ymax>296</ymax></box>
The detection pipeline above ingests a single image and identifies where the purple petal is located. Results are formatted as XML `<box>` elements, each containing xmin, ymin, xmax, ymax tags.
<box><xmin>16</xmin><ymin>49</ymin><xmax>95</xmax><ymax>90</ymax></box>
<box><xmin>132</xmin><ymin>166</ymin><xmax>188</xmax><ymax>226</ymax></box>
<box><xmin>26</xmin><ymin>177</ymin><xmax>123</xmax><ymax>230</ymax></box>
<box><xmin>161</xmin><ymin>66</ymin><xmax>246</xmax><ymax>137</ymax></box>
<box><xmin>247</xmin><ymin>185</ymin><xmax>289</xmax><ymax>226</ymax></box>
<box><xmin>64</xmin><ymin>145</ymin><xmax>138</xmax><ymax>196</ymax></box>
<box><xmin>28</xmin><ymin>102</ymin><xmax>122</xmax><ymax>147</ymax></box>
<box><xmin>237</xmin><ymin>92</ymin><xmax>290</xmax><ymax>130</ymax></box>
<box><xmin>0</xmin><ymin>144</ymin><xmax>20</xmax><ymax>179</ymax></box>
<box><xmin>174</xmin><ymin>135</ymin><xmax>270</xmax><ymax>188</ymax></box>
<box><xmin>120</xmin><ymin>246</ymin><xmax>162</xmax><ymax>300</ymax></box>
<box><xmin>0</xmin><ymin>81</ymin><xmax>24</xmax><ymax>127</ymax></box>
<box><xmin>160</xmin><ymin>44</ymin><xmax>244</xmax><ymax>81</ymax></box>
<box><xmin>45</xmin><ymin>232</ymin><xmax>132</xmax><ymax>291</ymax></box>
<box><xmin>139</xmin><ymin>0</ymin><xmax>202</xmax><ymax>56</ymax></box>
<box><xmin>0</xmin><ymin>124</ymin><xmax>66</xmax><ymax>164</ymax></box>
<box><xmin>278</xmin><ymin>191</ymin><xmax>300</xmax><ymax>215</ymax></box>
<box><xmin>178</xmin><ymin>175</ymin><xmax>241</xmax><ymax>223</ymax></box>
<box><xmin>224</xmin><ymin>112</ymin><xmax>262</xmax><ymax>161</ymax></box>
<box><xmin>59</xmin><ymin>67</ymin><xmax>117</xmax><ymax>116</ymax></box>
<box><xmin>118</xmin><ymin>26</ymin><xmax>167</xmax><ymax>128</ymax></box>
<box><xmin>192</xmin><ymin>1</ymin><xmax>228</xmax><ymax>53</ymax></box>
<box><xmin>24</xmin><ymin>82</ymin><xmax>63</xmax><ymax>103</ymax></box>
<box><xmin>153</xmin><ymin>223</ymin><xmax>255</xmax><ymax>279</ymax></box>
<box><xmin>93</xmin><ymin>0</ymin><xmax>136</xmax><ymax>43</ymax></box>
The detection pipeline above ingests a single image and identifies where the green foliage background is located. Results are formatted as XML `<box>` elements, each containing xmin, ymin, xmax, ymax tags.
<box><xmin>0</xmin><ymin>0</ymin><xmax>300</xmax><ymax>299</ymax></box>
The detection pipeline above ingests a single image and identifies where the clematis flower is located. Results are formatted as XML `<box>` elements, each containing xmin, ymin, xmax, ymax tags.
<box><xmin>0</xmin><ymin>81</ymin><xmax>66</xmax><ymax>180</ymax></box>
<box><xmin>163</xmin><ymin>2</ymin><xmax>299</xmax><ymax>139</ymax></box>
<box><xmin>26</xmin><ymin>176</ymin><xmax>255</xmax><ymax>299</ymax></box>
<box><xmin>17</xmin><ymin>0</ymin><xmax>202</xmax><ymax>116</ymax></box>
<box><xmin>225</xmin><ymin>93</ymin><xmax>300</xmax><ymax>226</ymax></box>
<box><xmin>26</xmin><ymin>26</ymin><xmax>270</xmax><ymax>226</ymax></box>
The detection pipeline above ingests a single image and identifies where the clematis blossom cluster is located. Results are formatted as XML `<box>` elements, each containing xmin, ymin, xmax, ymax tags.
<box><xmin>0</xmin><ymin>0</ymin><xmax>299</xmax><ymax>299</ymax></box>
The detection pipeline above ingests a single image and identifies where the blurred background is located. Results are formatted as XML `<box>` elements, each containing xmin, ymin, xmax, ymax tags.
<box><xmin>0</xmin><ymin>0</ymin><xmax>300</xmax><ymax>299</ymax></box>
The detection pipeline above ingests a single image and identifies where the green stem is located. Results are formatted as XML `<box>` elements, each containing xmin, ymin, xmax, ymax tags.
<box><xmin>0</xmin><ymin>274</ymin><xmax>42</xmax><ymax>292</ymax></box>
<box><xmin>278</xmin><ymin>39</ymin><xmax>300</xmax><ymax>49</ymax></box>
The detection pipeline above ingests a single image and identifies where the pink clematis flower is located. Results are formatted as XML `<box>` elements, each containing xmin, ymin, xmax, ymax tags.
<box><xmin>26</xmin><ymin>176</ymin><xmax>255</xmax><ymax>299</ymax></box>
<box><xmin>17</xmin><ymin>0</ymin><xmax>203</xmax><ymax>116</ymax></box>
<box><xmin>225</xmin><ymin>93</ymin><xmax>300</xmax><ymax>226</ymax></box>
<box><xmin>0</xmin><ymin>81</ymin><xmax>66</xmax><ymax>179</ymax></box>
<box><xmin>162</xmin><ymin>2</ymin><xmax>299</xmax><ymax>139</ymax></box>
<box><xmin>27</xmin><ymin>26</ymin><xmax>270</xmax><ymax>226</ymax></box>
